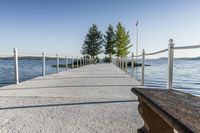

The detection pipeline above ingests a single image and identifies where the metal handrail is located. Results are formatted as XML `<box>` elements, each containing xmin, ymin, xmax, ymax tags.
<box><xmin>174</xmin><ymin>44</ymin><xmax>200</xmax><ymax>50</ymax></box>
<box><xmin>0</xmin><ymin>48</ymin><xmax>92</xmax><ymax>84</ymax></box>
<box><xmin>112</xmin><ymin>39</ymin><xmax>200</xmax><ymax>90</ymax></box>
<box><xmin>129</xmin><ymin>44</ymin><xmax>200</xmax><ymax>58</ymax></box>
<box><xmin>127</xmin><ymin>48</ymin><xmax>167</xmax><ymax>58</ymax></box>
<box><xmin>18</xmin><ymin>53</ymin><xmax>67</xmax><ymax>59</ymax></box>
<box><xmin>133</xmin><ymin>54</ymin><xmax>142</xmax><ymax>58</ymax></box>
<box><xmin>145</xmin><ymin>48</ymin><xmax>168</xmax><ymax>56</ymax></box>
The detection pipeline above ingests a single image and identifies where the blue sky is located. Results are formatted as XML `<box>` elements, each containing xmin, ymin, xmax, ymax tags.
<box><xmin>0</xmin><ymin>0</ymin><xmax>200</xmax><ymax>58</ymax></box>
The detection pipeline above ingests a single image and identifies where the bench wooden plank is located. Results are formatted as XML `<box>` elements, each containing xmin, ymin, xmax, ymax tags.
<box><xmin>132</xmin><ymin>88</ymin><xmax>200</xmax><ymax>133</ymax></box>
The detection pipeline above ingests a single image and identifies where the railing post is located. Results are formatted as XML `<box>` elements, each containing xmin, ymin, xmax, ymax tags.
<box><xmin>42</xmin><ymin>52</ymin><xmax>45</xmax><ymax>76</ymax></box>
<box><xmin>123</xmin><ymin>57</ymin><xmax>126</xmax><ymax>72</ymax></box>
<box><xmin>131</xmin><ymin>52</ymin><xmax>134</xmax><ymax>77</ymax></box>
<box><xmin>56</xmin><ymin>54</ymin><xmax>59</xmax><ymax>73</ymax></box>
<box><xmin>117</xmin><ymin>57</ymin><xmax>119</xmax><ymax>67</ymax></box>
<box><xmin>80</xmin><ymin>57</ymin><xmax>82</xmax><ymax>67</ymax></box>
<box><xmin>72</xmin><ymin>56</ymin><xmax>74</xmax><ymax>69</ymax></box>
<box><xmin>141</xmin><ymin>49</ymin><xmax>145</xmax><ymax>86</ymax></box>
<box><xmin>14</xmin><ymin>48</ymin><xmax>19</xmax><ymax>84</ymax></box>
<box><xmin>121</xmin><ymin>58</ymin><xmax>122</xmax><ymax>69</ymax></box>
<box><xmin>167</xmin><ymin>39</ymin><xmax>174</xmax><ymax>89</ymax></box>
<box><xmin>83</xmin><ymin>57</ymin><xmax>84</xmax><ymax>66</ymax></box>
<box><xmin>120</xmin><ymin>57</ymin><xmax>123</xmax><ymax>69</ymax></box>
<box><xmin>123</xmin><ymin>57</ymin><xmax>125</xmax><ymax>71</ymax></box>
<box><xmin>120</xmin><ymin>58</ymin><xmax>122</xmax><ymax>69</ymax></box>
<box><xmin>82</xmin><ymin>57</ymin><xmax>83</xmax><ymax>66</ymax></box>
<box><xmin>66</xmin><ymin>55</ymin><xmax>68</xmax><ymax>70</ymax></box>
<box><xmin>77</xmin><ymin>57</ymin><xmax>78</xmax><ymax>68</ymax></box>
<box><xmin>121</xmin><ymin>57</ymin><xmax>124</xmax><ymax>70</ymax></box>
<box><xmin>86</xmin><ymin>58</ymin><xmax>88</xmax><ymax>65</ymax></box>
<box><xmin>125</xmin><ymin>57</ymin><xmax>128</xmax><ymax>74</ymax></box>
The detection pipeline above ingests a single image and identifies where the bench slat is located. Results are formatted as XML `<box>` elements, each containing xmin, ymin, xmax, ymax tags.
<box><xmin>132</xmin><ymin>88</ymin><xmax>200</xmax><ymax>133</ymax></box>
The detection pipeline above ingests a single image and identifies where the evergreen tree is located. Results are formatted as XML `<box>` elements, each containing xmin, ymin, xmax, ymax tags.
<box><xmin>81</xmin><ymin>24</ymin><xmax>103</xmax><ymax>59</ymax></box>
<box><xmin>104</xmin><ymin>24</ymin><xmax>116</xmax><ymax>62</ymax></box>
<box><xmin>115</xmin><ymin>22</ymin><xmax>132</xmax><ymax>57</ymax></box>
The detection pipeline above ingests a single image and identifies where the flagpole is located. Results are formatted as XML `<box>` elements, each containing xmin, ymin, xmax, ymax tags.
<box><xmin>136</xmin><ymin>21</ymin><xmax>139</xmax><ymax>79</ymax></box>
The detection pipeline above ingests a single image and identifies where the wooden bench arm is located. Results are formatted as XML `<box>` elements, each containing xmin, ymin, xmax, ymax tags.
<box><xmin>132</xmin><ymin>88</ymin><xmax>200</xmax><ymax>133</ymax></box>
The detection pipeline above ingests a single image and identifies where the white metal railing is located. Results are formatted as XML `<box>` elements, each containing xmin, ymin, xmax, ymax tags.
<box><xmin>0</xmin><ymin>48</ymin><xmax>92</xmax><ymax>84</ymax></box>
<box><xmin>145</xmin><ymin>48</ymin><xmax>168</xmax><ymax>56</ymax></box>
<box><xmin>112</xmin><ymin>39</ymin><xmax>200</xmax><ymax>89</ymax></box>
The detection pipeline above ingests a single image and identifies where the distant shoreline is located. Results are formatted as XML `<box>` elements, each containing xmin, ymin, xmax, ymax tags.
<box><xmin>0</xmin><ymin>56</ymin><xmax>200</xmax><ymax>60</ymax></box>
<box><xmin>158</xmin><ymin>57</ymin><xmax>200</xmax><ymax>60</ymax></box>
<box><xmin>0</xmin><ymin>57</ymin><xmax>64</xmax><ymax>60</ymax></box>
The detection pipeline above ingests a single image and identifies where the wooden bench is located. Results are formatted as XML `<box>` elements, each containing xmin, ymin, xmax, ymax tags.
<box><xmin>132</xmin><ymin>88</ymin><xmax>200</xmax><ymax>133</ymax></box>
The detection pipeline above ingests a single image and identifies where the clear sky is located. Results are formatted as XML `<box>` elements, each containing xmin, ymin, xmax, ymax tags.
<box><xmin>0</xmin><ymin>0</ymin><xmax>200</xmax><ymax>58</ymax></box>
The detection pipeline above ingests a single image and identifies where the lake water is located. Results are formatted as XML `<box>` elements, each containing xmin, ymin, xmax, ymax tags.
<box><xmin>0</xmin><ymin>59</ymin><xmax>70</xmax><ymax>85</ymax></box>
<box><xmin>128</xmin><ymin>59</ymin><xmax>200</xmax><ymax>96</ymax></box>
<box><xmin>0</xmin><ymin>59</ymin><xmax>200</xmax><ymax>96</ymax></box>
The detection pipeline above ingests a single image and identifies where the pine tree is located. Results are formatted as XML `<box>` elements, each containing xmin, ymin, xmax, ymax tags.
<box><xmin>104</xmin><ymin>24</ymin><xmax>116</xmax><ymax>62</ymax></box>
<box><xmin>115</xmin><ymin>22</ymin><xmax>132</xmax><ymax>57</ymax></box>
<box><xmin>81</xmin><ymin>24</ymin><xmax>103</xmax><ymax>59</ymax></box>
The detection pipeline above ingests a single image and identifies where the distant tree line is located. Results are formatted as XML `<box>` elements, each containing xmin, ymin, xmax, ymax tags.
<box><xmin>81</xmin><ymin>22</ymin><xmax>132</xmax><ymax>62</ymax></box>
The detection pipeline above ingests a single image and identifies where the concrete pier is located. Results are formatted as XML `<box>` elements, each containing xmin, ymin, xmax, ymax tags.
<box><xmin>0</xmin><ymin>63</ymin><xmax>143</xmax><ymax>133</ymax></box>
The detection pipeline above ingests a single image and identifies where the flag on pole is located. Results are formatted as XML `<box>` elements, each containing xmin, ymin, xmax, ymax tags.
<box><xmin>136</xmin><ymin>20</ymin><xmax>139</xmax><ymax>26</ymax></box>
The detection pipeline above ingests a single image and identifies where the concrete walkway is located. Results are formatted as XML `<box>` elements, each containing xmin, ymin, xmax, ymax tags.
<box><xmin>0</xmin><ymin>63</ymin><xmax>143</xmax><ymax>133</ymax></box>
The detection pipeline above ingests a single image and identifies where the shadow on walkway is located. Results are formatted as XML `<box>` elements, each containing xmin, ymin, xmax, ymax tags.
<box><xmin>0</xmin><ymin>99</ymin><xmax>138</xmax><ymax>110</ymax></box>
<box><xmin>32</xmin><ymin>76</ymin><xmax>130</xmax><ymax>81</ymax></box>
<box><xmin>0</xmin><ymin>85</ymin><xmax>142</xmax><ymax>91</ymax></box>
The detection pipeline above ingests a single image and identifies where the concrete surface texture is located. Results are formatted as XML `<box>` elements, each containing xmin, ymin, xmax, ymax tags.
<box><xmin>0</xmin><ymin>63</ymin><xmax>143</xmax><ymax>133</ymax></box>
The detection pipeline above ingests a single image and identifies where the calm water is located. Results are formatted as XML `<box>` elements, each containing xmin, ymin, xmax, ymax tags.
<box><xmin>128</xmin><ymin>59</ymin><xmax>200</xmax><ymax>96</ymax></box>
<box><xmin>0</xmin><ymin>59</ymin><xmax>200</xmax><ymax>96</ymax></box>
<box><xmin>0</xmin><ymin>59</ymin><xmax>70</xmax><ymax>85</ymax></box>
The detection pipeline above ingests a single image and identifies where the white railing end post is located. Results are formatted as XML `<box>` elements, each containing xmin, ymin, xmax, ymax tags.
<box><xmin>77</xmin><ymin>56</ymin><xmax>79</xmax><ymax>68</ymax></box>
<box><xmin>131</xmin><ymin>52</ymin><xmax>134</xmax><ymax>77</ymax></box>
<box><xmin>167</xmin><ymin>39</ymin><xmax>175</xmax><ymax>89</ymax></box>
<box><xmin>66</xmin><ymin>55</ymin><xmax>68</xmax><ymax>70</ymax></box>
<box><xmin>42</xmin><ymin>51</ymin><xmax>45</xmax><ymax>76</ymax></box>
<box><xmin>56</xmin><ymin>54</ymin><xmax>59</xmax><ymax>73</ymax></box>
<box><xmin>125</xmin><ymin>56</ymin><xmax>128</xmax><ymax>74</ymax></box>
<box><xmin>14</xmin><ymin>48</ymin><xmax>19</xmax><ymax>84</ymax></box>
<box><xmin>72</xmin><ymin>56</ymin><xmax>74</xmax><ymax>69</ymax></box>
<box><xmin>141</xmin><ymin>49</ymin><xmax>145</xmax><ymax>86</ymax></box>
